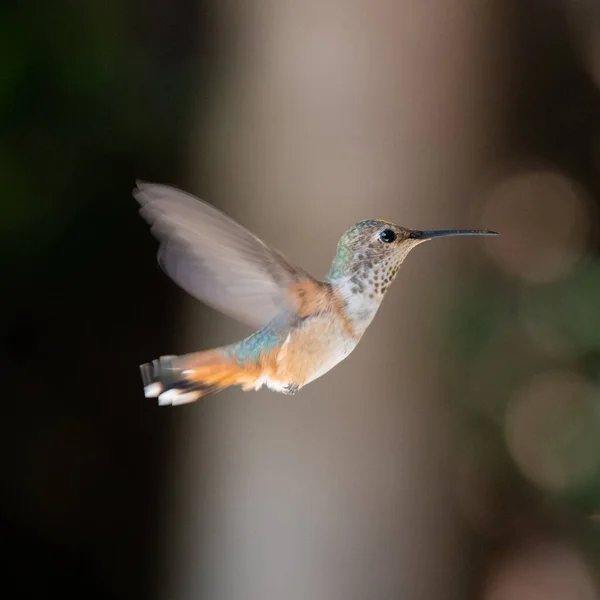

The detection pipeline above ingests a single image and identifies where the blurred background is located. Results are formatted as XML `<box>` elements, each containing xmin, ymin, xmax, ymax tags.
<box><xmin>4</xmin><ymin>0</ymin><xmax>600</xmax><ymax>598</ymax></box>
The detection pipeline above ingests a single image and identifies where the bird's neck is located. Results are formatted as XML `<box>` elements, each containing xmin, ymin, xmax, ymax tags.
<box><xmin>326</xmin><ymin>263</ymin><xmax>387</xmax><ymax>335</ymax></box>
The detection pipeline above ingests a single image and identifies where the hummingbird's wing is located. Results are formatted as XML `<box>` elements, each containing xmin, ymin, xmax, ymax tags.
<box><xmin>134</xmin><ymin>181</ymin><xmax>311</xmax><ymax>329</ymax></box>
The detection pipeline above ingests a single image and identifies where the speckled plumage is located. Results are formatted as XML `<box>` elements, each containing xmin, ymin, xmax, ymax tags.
<box><xmin>135</xmin><ymin>182</ymin><xmax>497</xmax><ymax>405</ymax></box>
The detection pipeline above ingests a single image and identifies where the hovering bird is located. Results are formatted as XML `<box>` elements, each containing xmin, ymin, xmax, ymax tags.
<box><xmin>135</xmin><ymin>181</ymin><xmax>497</xmax><ymax>405</ymax></box>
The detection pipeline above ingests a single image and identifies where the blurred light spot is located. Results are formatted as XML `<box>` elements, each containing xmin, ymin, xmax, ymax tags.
<box><xmin>480</xmin><ymin>169</ymin><xmax>592</xmax><ymax>282</ymax></box>
<box><xmin>505</xmin><ymin>371</ymin><xmax>600</xmax><ymax>491</ymax></box>
<box><xmin>485</xmin><ymin>542</ymin><xmax>597</xmax><ymax>600</ymax></box>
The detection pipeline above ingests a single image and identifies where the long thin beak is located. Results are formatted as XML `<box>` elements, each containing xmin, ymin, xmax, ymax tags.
<box><xmin>409</xmin><ymin>229</ymin><xmax>499</xmax><ymax>240</ymax></box>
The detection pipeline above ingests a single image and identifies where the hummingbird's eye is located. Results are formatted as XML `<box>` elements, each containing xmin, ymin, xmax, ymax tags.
<box><xmin>379</xmin><ymin>229</ymin><xmax>397</xmax><ymax>243</ymax></box>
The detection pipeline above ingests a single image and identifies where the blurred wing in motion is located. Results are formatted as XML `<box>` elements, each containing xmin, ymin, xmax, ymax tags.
<box><xmin>134</xmin><ymin>181</ymin><xmax>310</xmax><ymax>329</ymax></box>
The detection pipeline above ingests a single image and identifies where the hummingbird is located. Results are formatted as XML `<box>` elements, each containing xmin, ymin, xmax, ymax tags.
<box><xmin>135</xmin><ymin>181</ymin><xmax>498</xmax><ymax>405</ymax></box>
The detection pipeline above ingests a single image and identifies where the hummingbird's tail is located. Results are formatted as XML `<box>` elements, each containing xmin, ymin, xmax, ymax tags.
<box><xmin>140</xmin><ymin>350</ymin><xmax>257</xmax><ymax>405</ymax></box>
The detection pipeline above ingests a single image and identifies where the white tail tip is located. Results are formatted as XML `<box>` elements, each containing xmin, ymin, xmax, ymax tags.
<box><xmin>158</xmin><ymin>389</ymin><xmax>201</xmax><ymax>406</ymax></box>
<box><xmin>144</xmin><ymin>382</ymin><xmax>163</xmax><ymax>398</ymax></box>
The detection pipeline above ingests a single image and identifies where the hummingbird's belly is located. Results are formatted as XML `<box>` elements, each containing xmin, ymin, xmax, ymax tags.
<box><xmin>270</xmin><ymin>313</ymin><xmax>360</xmax><ymax>389</ymax></box>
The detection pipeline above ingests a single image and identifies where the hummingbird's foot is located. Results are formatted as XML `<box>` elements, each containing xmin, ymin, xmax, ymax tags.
<box><xmin>282</xmin><ymin>384</ymin><xmax>300</xmax><ymax>395</ymax></box>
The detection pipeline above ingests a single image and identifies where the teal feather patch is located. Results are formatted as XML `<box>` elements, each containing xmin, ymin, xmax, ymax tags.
<box><xmin>225</xmin><ymin>324</ymin><xmax>285</xmax><ymax>364</ymax></box>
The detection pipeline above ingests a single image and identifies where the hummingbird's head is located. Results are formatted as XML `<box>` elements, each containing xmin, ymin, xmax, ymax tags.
<box><xmin>326</xmin><ymin>219</ymin><xmax>498</xmax><ymax>288</ymax></box>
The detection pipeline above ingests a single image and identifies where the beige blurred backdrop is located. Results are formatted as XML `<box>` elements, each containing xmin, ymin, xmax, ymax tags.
<box><xmin>161</xmin><ymin>2</ymin><xmax>509</xmax><ymax>600</ymax></box>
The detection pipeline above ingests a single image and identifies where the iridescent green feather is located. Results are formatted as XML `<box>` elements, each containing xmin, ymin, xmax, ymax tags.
<box><xmin>225</xmin><ymin>322</ymin><xmax>287</xmax><ymax>364</ymax></box>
